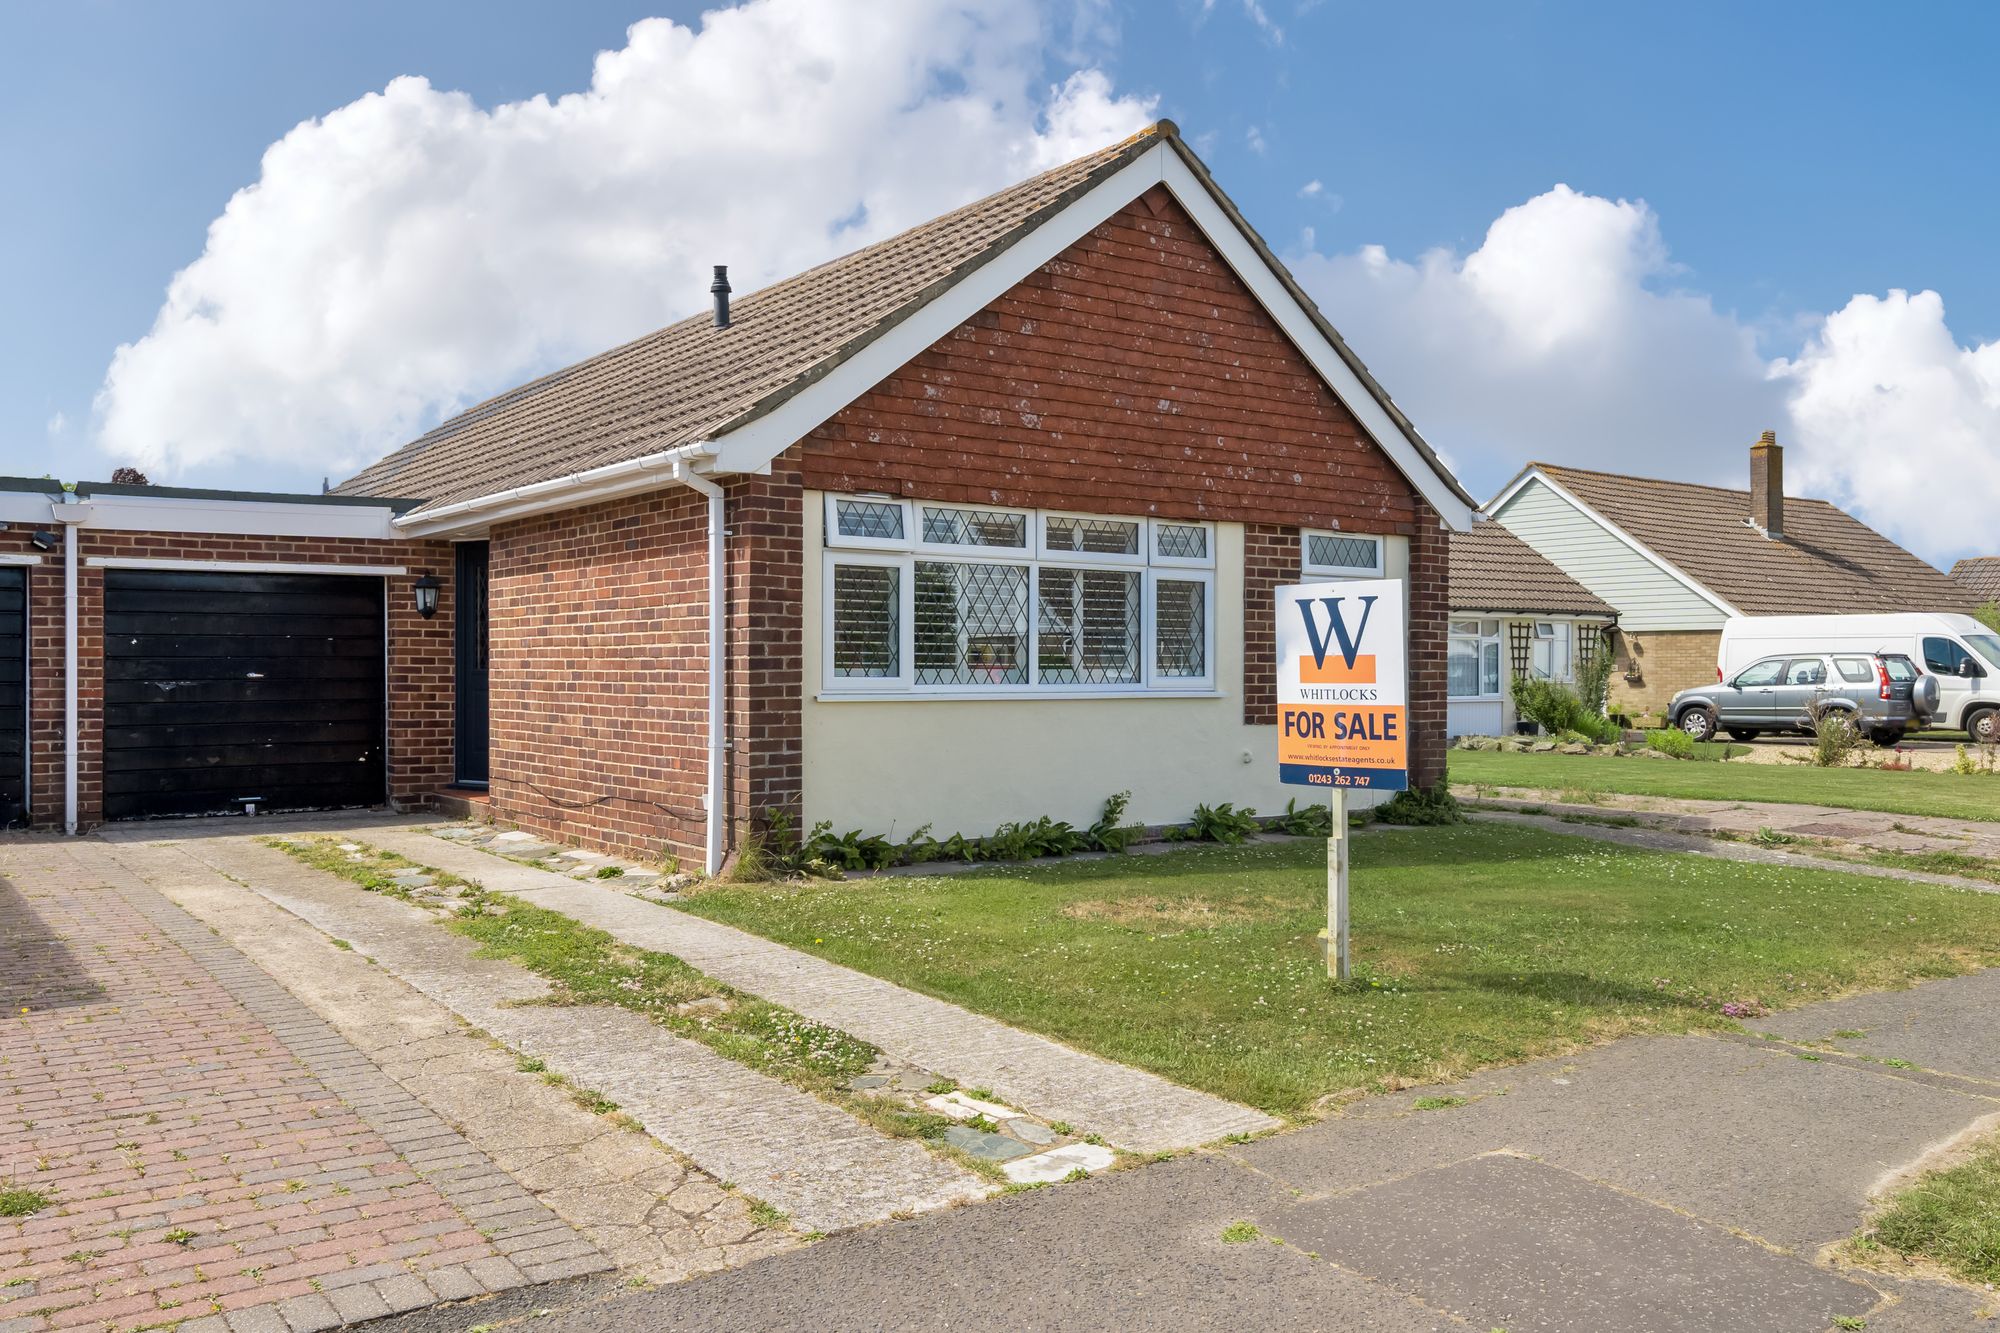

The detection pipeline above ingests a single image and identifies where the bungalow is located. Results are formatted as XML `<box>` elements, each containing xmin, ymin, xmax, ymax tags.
<box><xmin>1486</xmin><ymin>433</ymin><xmax>1971</xmax><ymax>720</ymax></box>
<box><xmin>17</xmin><ymin>122</ymin><xmax>1476</xmax><ymax>869</ymax></box>
<box><xmin>1952</xmin><ymin>557</ymin><xmax>2000</xmax><ymax>608</ymax></box>
<box><xmin>1445</xmin><ymin>520</ymin><xmax>1615</xmax><ymax>738</ymax></box>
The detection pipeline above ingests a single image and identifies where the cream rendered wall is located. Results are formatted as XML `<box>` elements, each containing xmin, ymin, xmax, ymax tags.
<box><xmin>800</xmin><ymin>494</ymin><xmax>1408</xmax><ymax>836</ymax></box>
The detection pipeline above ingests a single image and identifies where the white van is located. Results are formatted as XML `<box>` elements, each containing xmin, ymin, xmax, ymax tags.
<box><xmin>1718</xmin><ymin>613</ymin><xmax>2000</xmax><ymax>742</ymax></box>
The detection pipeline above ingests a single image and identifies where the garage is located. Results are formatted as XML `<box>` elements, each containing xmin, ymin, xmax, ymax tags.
<box><xmin>102</xmin><ymin>568</ymin><xmax>387</xmax><ymax>820</ymax></box>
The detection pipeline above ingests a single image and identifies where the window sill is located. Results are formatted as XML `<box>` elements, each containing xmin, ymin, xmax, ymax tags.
<box><xmin>815</xmin><ymin>688</ymin><xmax>1225</xmax><ymax>703</ymax></box>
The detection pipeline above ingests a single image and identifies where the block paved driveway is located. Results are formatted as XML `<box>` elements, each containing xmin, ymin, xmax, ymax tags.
<box><xmin>0</xmin><ymin>840</ymin><xmax>606</xmax><ymax>1333</ymax></box>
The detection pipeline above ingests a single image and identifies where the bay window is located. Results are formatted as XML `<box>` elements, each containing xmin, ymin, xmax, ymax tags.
<box><xmin>822</xmin><ymin>495</ymin><xmax>1215</xmax><ymax>695</ymax></box>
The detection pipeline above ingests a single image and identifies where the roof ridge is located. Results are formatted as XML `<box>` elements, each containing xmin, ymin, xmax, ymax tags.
<box><xmin>1535</xmin><ymin>460</ymin><xmax>1843</xmax><ymax>510</ymax></box>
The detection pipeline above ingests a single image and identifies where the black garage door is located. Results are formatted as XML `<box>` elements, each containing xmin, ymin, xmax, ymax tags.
<box><xmin>103</xmin><ymin>569</ymin><xmax>387</xmax><ymax>820</ymax></box>
<box><xmin>0</xmin><ymin>568</ymin><xmax>24</xmax><ymax>824</ymax></box>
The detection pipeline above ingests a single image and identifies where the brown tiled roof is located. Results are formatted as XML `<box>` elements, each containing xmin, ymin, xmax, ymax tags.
<box><xmin>337</xmin><ymin>122</ymin><xmax>1473</xmax><ymax>519</ymax></box>
<box><xmin>1535</xmin><ymin>464</ymin><xmax>1972</xmax><ymax>616</ymax></box>
<box><xmin>1951</xmin><ymin>557</ymin><xmax>2000</xmax><ymax>604</ymax></box>
<box><xmin>1449</xmin><ymin>521</ymin><xmax>1614</xmax><ymax>616</ymax></box>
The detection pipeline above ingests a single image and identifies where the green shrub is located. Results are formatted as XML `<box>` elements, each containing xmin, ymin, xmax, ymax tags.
<box><xmin>1086</xmin><ymin>791</ymin><xmax>1139</xmax><ymax>852</ymax></box>
<box><xmin>1278</xmin><ymin>796</ymin><xmax>1333</xmax><ymax>837</ymax></box>
<box><xmin>1373</xmin><ymin>780</ymin><xmax>1464</xmax><ymax>826</ymax></box>
<box><xmin>1805</xmin><ymin>702</ymin><xmax>1863</xmax><ymax>769</ymax></box>
<box><xmin>1178</xmin><ymin>802</ymin><xmax>1261</xmax><ymax>844</ymax></box>
<box><xmin>1976</xmin><ymin>600</ymin><xmax>1999</xmax><ymax>634</ymax></box>
<box><xmin>1511</xmin><ymin>675</ymin><xmax>1619</xmax><ymax>743</ymax></box>
<box><xmin>1646</xmin><ymin>728</ymin><xmax>1695</xmax><ymax>760</ymax></box>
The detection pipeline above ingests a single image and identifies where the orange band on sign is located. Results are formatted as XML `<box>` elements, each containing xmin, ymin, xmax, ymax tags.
<box><xmin>1297</xmin><ymin>654</ymin><xmax>1377</xmax><ymax>685</ymax></box>
<box><xmin>1276</xmin><ymin>705</ymin><xmax>1409</xmax><ymax>770</ymax></box>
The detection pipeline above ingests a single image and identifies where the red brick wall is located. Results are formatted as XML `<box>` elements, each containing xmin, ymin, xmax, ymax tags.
<box><xmin>1241</xmin><ymin>524</ymin><xmax>1296</xmax><ymax>728</ymax></box>
<box><xmin>31</xmin><ymin>528</ymin><xmax>453</xmax><ymax>829</ymax></box>
<box><xmin>1407</xmin><ymin>498</ymin><xmax>1450</xmax><ymax>789</ymax></box>
<box><xmin>726</xmin><ymin>454</ymin><xmax>806</xmax><ymax>841</ymax></box>
<box><xmin>800</xmin><ymin>187</ymin><xmax>1423</xmax><ymax>537</ymax></box>
<box><xmin>486</xmin><ymin>488</ymin><xmax>711</xmax><ymax>864</ymax></box>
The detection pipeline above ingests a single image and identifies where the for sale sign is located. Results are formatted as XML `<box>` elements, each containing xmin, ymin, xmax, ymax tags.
<box><xmin>1275</xmin><ymin>578</ymin><xmax>1409</xmax><ymax>791</ymax></box>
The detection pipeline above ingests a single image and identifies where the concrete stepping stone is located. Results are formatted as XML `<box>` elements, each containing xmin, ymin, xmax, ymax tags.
<box><xmin>1006</xmin><ymin>1118</ymin><xmax>1056</xmax><ymax>1146</ymax></box>
<box><xmin>943</xmin><ymin>1127</ymin><xmax>1032</xmax><ymax>1162</ymax></box>
<box><xmin>1001</xmin><ymin>1142</ymin><xmax>1115</xmax><ymax>1184</ymax></box>
<box><xmin>926</xmin><ymin>1091</ymin><xmax>1018</xmax><ymax>1121</ymax></box>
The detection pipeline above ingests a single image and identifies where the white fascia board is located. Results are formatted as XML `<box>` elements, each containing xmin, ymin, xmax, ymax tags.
<box><xmin>1495</xmin><ymin>468</ymin><xmax>1741</xmax><ymax>618</ymax></box>
<box><xmin>1155</xmin><ymin>154</ymin><xmax>1473</xmax><ymax>533</ymax></box>
<box><xmin>393</xmin><ymin>441</ymin><xmax>715</xmax><ymax>538</ymax></box>
<box><xmin>704</xmin><ymin>147</ymin><xmax>1170</xmax><ymax>476</ymax></box>
<box><xmin>0</xmin><ymin>493</ymin><xmax>59</xmax><ymax>524</ymax></box>
<box><xmin>78</xmin><ymin>494</ymin><xmax>405</xmax><ymax>540</ymax></box>
<box><xmin>87</xmin><ymin>557</ymin><xmax>408</xmax><ymax>576</ymax></box>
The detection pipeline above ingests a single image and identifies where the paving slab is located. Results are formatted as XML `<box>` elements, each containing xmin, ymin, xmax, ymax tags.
<box><xmin>1266</xmin><ymin>1154</ymin><xmax>1875</xmax><ymax>1333</ymax></box>
<box><xmin>157</xmin><ymin>834</ymin><xmax>987</xmax><ymax>1233</ymax></box>
<box><xmin>1236</xmin><ymin>1031</ymin><xmax>2000</xmax><ymax>1254</ymax></box>
<box><xmin>1758</xmin><ymin>968</ymin><xmax>2000</xmax><ymax>1085</ymax></box>
<box><xmin>359</xmin><ymin>823</ymin><xmax>1281</xmax><ymax>1152</ymax></box>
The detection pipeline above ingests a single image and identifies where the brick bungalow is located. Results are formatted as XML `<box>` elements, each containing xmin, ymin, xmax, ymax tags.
<box><xmin>23</xmin><ymin>122</ymin><xmax>1475</xmax><ymax>868</ymax></box>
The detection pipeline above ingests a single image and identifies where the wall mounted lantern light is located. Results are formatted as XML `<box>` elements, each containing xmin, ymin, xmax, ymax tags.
<box><xmin>413</xmin><ymin>572</ymin><xmax>442</xmax><ymax>620</ymax></box>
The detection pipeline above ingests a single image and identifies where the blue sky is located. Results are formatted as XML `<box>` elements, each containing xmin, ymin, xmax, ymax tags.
<box><xmin>4</xmin><ymin>1</ymin><xmax>1996</xmax><ymax>559</ymax></box>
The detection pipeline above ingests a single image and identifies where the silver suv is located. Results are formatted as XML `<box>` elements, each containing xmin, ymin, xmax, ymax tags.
<box><xmin>1668</xmin><ymin>652</ymin><xmax>1938</xmax><ymax>745</ymax></box>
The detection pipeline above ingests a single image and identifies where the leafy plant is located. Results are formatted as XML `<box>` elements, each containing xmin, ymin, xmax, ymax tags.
<box><xmin>1086</xmin><ymin>791</ymin><xmax>1138</xmax><ymax>853</ymax></box>
<box><xmin>0</xmin><ymin>1188</ymin><xmax>50</xmax><ymax>1217</ymax></box>
<box><xmin>1185</xmin><ymin>802</ymin><xmax>1261</xmax><ymax>844</ymax></box>
<box><xmin>1976</xmin><ymin>600</ymin><xmax>1999</xmax><ymax>634</ymax></box>
<box><xmin>1278</xmin><ymin>797</ymin><xmax>1332</xmax><ymax>837</ymax></box>
<box><xmin>1645</xmin><ymin>727</ymin><xmax>1696</xmax><ymax>760</ymax></box>
<box><xmin>1373</xmin><ymin>780</ymin><xmax>1464</xmax><ymax>826</ymax></box>
<box><xmin>1512</xmin><ymin>674</ymin><xmax>1619</xmax><ymax>743</ymax></box>
<box><xmin>1803</xmin><ymin>698</ymin><xmax>1862</xmax><ymax>769</ymax></box>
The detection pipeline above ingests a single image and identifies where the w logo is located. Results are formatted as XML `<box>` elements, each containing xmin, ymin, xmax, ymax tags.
<box><xmin>1295</xmin><ymin>595</ymin><xmax>1378</xmax><ymax>671</ymax></box>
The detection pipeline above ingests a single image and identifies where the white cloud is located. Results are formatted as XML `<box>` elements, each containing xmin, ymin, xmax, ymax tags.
<box><xmin>94</xmin><ymin>0</ymin><xmax>1153</xmax><ymax>483</ymax></box>
<box><xmin>1289</xmin><ymin>185</ymin><xmax>2000</xmax><ymax>565</ymax></box>
<box><xmin>1246</xmin><ymin>125</ymin><xmax>1267</xmax><ymax>155</ymax></box>
<box><xmin>45</xmin><ymin>411</ymin><xmax>65</xmax><ymax>436</ymax></box>
<box><xmin>1297</xmin><ymin>179</ymin><xmax>1322</xmax><ymax>198</ymax></box>
<box><xmin>1239</xmin><ymin>0</ymin><xmax>1285</xmax><ymax>44</ymax></box>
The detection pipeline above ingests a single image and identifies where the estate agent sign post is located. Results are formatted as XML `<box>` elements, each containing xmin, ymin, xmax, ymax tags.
<box><xmin>1274</xmin><ymin>579</ymin><xmax>1410</xmax><ymax>980</ymax></box>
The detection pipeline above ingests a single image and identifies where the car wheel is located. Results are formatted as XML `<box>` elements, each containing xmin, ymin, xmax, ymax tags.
<box><xmin>1968</xmin><ymin>707</ymin><xmax>1998</xmax><ymax>745</ymax></box>
<box><xmin>1726</xmin><ymin>728</ymin><xmax>1758</xmax><ymax>742</ymax></box>
<box><xmin>1867</xmin><ymin>728</ymin><xmax>1904</xmax><ymax>747</ymax></box>
<box><xmin>1677</xmin><ymin>706</ymin><xmax>1717</xmax><ymax>741</ymax></box>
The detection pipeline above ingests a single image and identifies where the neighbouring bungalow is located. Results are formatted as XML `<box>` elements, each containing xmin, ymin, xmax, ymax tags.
<box><xmin>1486</xmin><ymin>432</ymin><xmax>1972</xmax><ymax>721</ymax></box>
<box><xmin>1951</xmin><ymin>557</ymin><xmax>2000</xmax><ymax>608</ymax></box>
<box><xmin>11</xmin><ymin>122</ymin><xmax>1476</xmax><ymax>867</ymax></box>
<box><xmin>1445</xmin><ymin>521</ymin><xmax>1615</xmax><ymax>738</ymax></box>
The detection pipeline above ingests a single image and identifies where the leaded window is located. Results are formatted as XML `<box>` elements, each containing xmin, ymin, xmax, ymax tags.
<box><xmin>1302</xmin><ymin>531</ymin><xmax>1384</xmax><ymax>575</ymax></box>
<box><xmin>822</xmin><ymin>495</ymin><xmax>1213</xmax><ymax>694</ymax></box>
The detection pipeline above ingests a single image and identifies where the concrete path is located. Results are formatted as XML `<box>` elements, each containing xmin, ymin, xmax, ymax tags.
<box><xmin>156</xmin><ymin>834</ymin><xmax>988</xmax><ymax>1235</ymax></box>
<box><xmin>359</xmin><ymin>823</ymin><xmax>1281</xmax><ymax>1153</ymax></box>
<box><xmin>1468</xmin><ymin>806</ymin><xmax>2000</xmax><ymax>892</ymax></box>
<box><xmin>374</xmin><ymin>969</ymin><xmax>2000</xmax><ymax>1332</ymax></box>
<box><xmin>92</xmin><ymin>838</ymin><xmax>798</xmax><ymax>1286</ymax></box>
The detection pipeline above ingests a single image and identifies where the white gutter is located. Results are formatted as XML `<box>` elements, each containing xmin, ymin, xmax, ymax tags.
<box><xmin>53</xmin><ymin>503</ymin><xmax>87</xmax><ymax>835</ymax></box>
<box><xmin>394</xmin><ymin>440</ymin><xmax>718</xmax><ymax>537</ymax></box>
<box><xmin>672</xmin><ymin>461</ymin><xmax>727</xmax><ymax>877</ymax></box>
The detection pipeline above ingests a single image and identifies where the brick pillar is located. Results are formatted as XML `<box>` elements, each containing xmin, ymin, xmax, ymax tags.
<box><xmin>1406</xmin><ymin>500</ymin><xmax>1449</xmax><ymax>790</ymax></box>
<box><xmin>724</xmin><ymin>449</ymin><xmax>805</xmax><ymax>855</ymax></box>
<box><xmin>1241</xmin><ymin>523</ymin><xmax>1294</xmax><ymax>726</ymax></box>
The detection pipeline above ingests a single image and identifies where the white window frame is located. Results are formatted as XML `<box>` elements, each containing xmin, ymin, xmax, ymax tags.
<box><xmin>1529</xmin><ymin>620</ymin><xmax>1574</xmax><ymax>683</ymax></box>
<box><xmin>821</xmin><ymin>550</ymin><xmax>913</xmax><ymax>691</ymax></box>
<box><xmin>1447</xmin><ymin>618</ymin><xmax>1504</xmax><ymax>701</ymax></box>
<box><xmin>1150</xmin><ymin>520</ymin><xmax>1216</xmax><ymax>570</ymax></box>
<box><xmin>912</xmin><ymin>501</ymin><xmax>1035</xmax><ymax>556</ymax></box>
<box><xmin>1300</xmin><ymin>529</ymin><xmax>1385</xmax><ymax>577</ymax></box>
<box><xmin>1037</xmin><ymin>510</ymin><xmax>1147</xmax><ymax>567</ymax></box>
<box><xmin>1145</xmin><ymin>567</ymin><xmax>1216</xmax><ymax>691</ymax></box>
<box><xmin>821</xmin><ymin>496</ymin><xmax>1216</xmax><ymax>699</ymax></box>
<box><xmin>824</xmin><ymin>494</ymin><xmax>913</xmax><ymax>550</ymax></box>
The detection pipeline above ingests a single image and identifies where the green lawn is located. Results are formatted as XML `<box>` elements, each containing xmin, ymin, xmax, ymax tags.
<box><xmin>681</xmin><ymin>825</ymin><xmax>2000</xmax><ymax>1118</ymax></box>
<box><xmin>1453</xmin><ymin>748</ymin><xmax>2000</xmax><ymax>822</ymax></box>
<box><xmin>1859</xmin><ymin>1129</ymin><xmax>2000</xmax><ymax>1285</ymax></box>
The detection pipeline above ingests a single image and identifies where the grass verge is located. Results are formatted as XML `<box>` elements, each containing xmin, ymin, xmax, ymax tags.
<box><xmin>1852</xmin><ymin>1129</ymin><xmax>2000</xmax><ymax>1286</ymax></box>
<box><xmin>265</xmin><ymin>837</ymin><xmax>1002</xmax><ymax>1181</ymax></box>
<box><xmin>1452</xmin><ymin>748</ymin><xmax>2000</xmax><ymax>822</ymax></box>
<box><xmin>677</xmin><ymin>824</ymin><xmax>2000</xmax><ymax>1118</ymax></box>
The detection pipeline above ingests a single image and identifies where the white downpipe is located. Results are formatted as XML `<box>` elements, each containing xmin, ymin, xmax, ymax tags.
<box><xmin>674</xmin><ymin>462</ymin><xmax>727</xmax><ymax>877</ymax></box>
<box><xmin>60</xmin><ymin>513</ymin><xmax>80</xmax><ymax>835</ymax></box>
